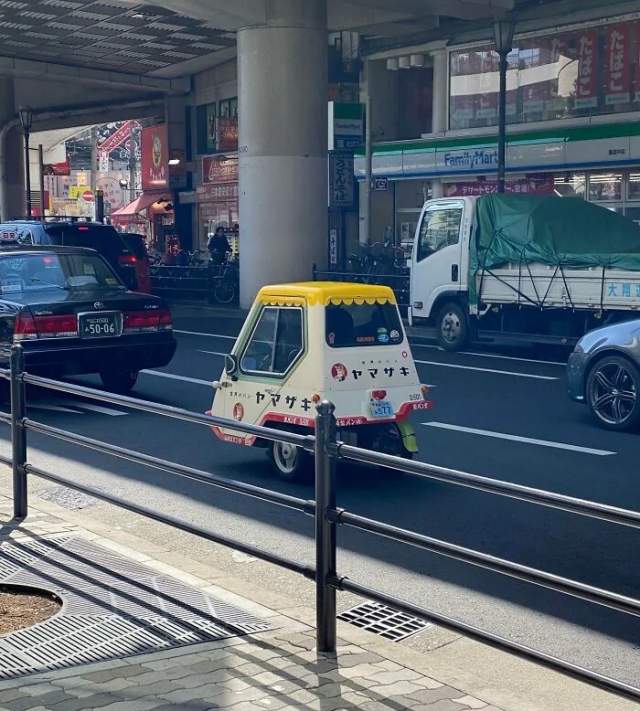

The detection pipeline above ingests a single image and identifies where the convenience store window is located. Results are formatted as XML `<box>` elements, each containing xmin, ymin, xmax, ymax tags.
<box><xmin>628</xmin><ymin>173</ymin><xmax>640</xmax><ymax>200</ymax></box>
<box><xmin>553</xmin><ymin>173</ymin><xmax>586</xmax><ymax>198</ymax></box>
<box><xmin>588</xmin><ymin>172</ymin><xmax>623</xmax><ymax>202</ymax></box>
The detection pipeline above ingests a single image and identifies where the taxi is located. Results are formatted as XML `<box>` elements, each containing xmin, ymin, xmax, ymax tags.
<box><xmin>209</xmin><ymin>282</ymin><xmax>432</xmax><ymax>480</ymax></box>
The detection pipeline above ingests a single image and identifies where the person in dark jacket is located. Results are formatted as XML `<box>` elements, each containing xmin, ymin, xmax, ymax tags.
<box><xmin>207</xmin><ymin>227</ymin><xmax>232</xmax><ymax>265</ymax></box>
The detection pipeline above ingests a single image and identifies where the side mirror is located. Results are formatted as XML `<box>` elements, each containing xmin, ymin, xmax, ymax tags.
<box><xmin>224</xmin><ymin>354</ymin><xmax>239</xmax><ymax>381</ymax></box>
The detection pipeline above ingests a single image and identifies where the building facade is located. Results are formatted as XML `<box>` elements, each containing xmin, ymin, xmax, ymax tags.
<box><xmin>357</xmin><ymin>2</ymin><xmax>640</xmax><ymax>260</ymax></box>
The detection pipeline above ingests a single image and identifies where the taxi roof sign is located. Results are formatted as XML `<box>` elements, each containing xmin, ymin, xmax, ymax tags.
<box><xmin>256</xmin><ymin>281</ymin><xmax>396</xmax><ymax>306</ymax></box>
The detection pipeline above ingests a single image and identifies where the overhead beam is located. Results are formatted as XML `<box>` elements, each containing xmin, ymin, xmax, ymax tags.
<box><xmin>0</xmin><ymin>56</ymin><xmax>189</xmax><ymax>95</ymax></box>
<box><xmin>341</xmin><ymin>0</ymin><xmax>513</xmax><ymax>20</ymax></box>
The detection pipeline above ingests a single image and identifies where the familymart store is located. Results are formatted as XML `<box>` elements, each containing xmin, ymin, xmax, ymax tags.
<box><xmin>355</xmin><ymin>123</ymin><xmax>640</xmax><ymax>258</ymax></box>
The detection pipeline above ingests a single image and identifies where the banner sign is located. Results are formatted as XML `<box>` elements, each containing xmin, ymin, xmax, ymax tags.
<box><xmin>141</xmin><ymin>124</ymin><xmax>168</xmax><ymax>190</ymax></box>
<box><xmin>605</xmin><ymin>24</ymin><xmax>631</xmax><ymax>105</ymax></box>
<box><xmin>575</xmin><ymin>30</ymin><xmax>598</xmax><ymax>109</ymax></box>
<box><xmin>216</xmin><ymin>117</ymin><xmax>238</xmax><ymax>152</ymax></box>
<box><xmin>43</xmin><ymin>160</ymin><xmax>70</xmax><ymax>176</ymax></box>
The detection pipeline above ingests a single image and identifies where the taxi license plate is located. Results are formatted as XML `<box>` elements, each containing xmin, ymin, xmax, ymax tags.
<box><xmin>369</xmin><ymin>401</ymin><xmax>394</xmax><ymax>418</ymax></box>
<box><xmin>79</xmin><ymin>312</ymin><xmax>121</xmax><ymax>339</ymax></box>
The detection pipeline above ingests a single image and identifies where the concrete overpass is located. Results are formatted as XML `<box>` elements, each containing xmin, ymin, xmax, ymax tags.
<box><xmin>0</xmin><ymin>0</ymin><xmax>514</xmax><ymax>303</ymax></box>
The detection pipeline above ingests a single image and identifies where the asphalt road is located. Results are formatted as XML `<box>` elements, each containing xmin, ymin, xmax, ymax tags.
<box><xmin>1</xmin><ymin>305</ymin><xmax>638</xmax><ymax>688</ymax></box>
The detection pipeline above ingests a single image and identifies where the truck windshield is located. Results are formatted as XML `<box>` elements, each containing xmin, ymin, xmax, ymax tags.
<box><xmin>325</xmin><ymin>302</ymin><xmax>403</xmax><ymax>348</ymax></box>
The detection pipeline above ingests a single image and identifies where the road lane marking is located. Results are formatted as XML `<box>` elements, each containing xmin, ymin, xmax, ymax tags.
<box><xmin>142</xmin><ymin>370</ymin><xmax>214</xmax><ymax>387</ymax></box>
<box><xmin>412</xmin><ymin>343</ymin><xmax>566</xmax><ymax>366</ymax></box>
<box><xmin>175</xmin><ymin>329</ymin><xmax>236</xmax><ymax>339</ymax></box>
<box><xmin>422</xmin><ymin>422</ymin><xmax>615</xmax><ymax>456</ymax></box>
<box><xmin>413</xmin><ymin>359</ymin><xmax>558</xmax><ymax>380</ymax></box>
<box><xmin>76</xmin><ymin>403</ymin><xmax>127</xmax><ymax>416</ymax></box>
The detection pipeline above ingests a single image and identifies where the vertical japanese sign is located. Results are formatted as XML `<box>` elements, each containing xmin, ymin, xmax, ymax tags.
<box><xmin>329</xmin><ymin>151</ymin><xmax>354</xmax><ymax>208</ymax></box>
<box><xmin>634</xmin><ymin>23</ymin><xmax>640</xmax><ymax>103</ymax></box>
<box><xmin>575</xmin><ymin>30</ymin><xmax>598</xmax><ymax>109</ymax></box>
<box><xmin>605</xmin><ymin>24</ymin><xmax>630</xmax><ymax>105</ymax></box>
<box><xmin>141</xmin><ymin>124</ymin><xmax>168</xmax><ymax>190</ymax></box>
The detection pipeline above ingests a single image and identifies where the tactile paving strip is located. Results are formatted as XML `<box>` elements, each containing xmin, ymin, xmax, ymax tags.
<box><xmin>0</xmin><ymin>537</ymin><xmax>270</xmax><ymax>679</ymax></box>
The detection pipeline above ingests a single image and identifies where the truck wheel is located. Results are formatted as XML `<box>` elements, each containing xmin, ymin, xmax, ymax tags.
<box><xmin>269</xmin><ymin>441</ymin><xmax>313</xmax><ymax>482</ymax></box>
<box><xmin>437</xmin><ymin>302</ymin><xmax>468</xmax><ymax>351</ymax></box>
<box><xmin>586</xmin><ymin>356</ymin><xmax>640</xmax><ymax>431</ymax></box>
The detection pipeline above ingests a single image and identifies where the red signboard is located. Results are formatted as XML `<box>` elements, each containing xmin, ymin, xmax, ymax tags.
<box><xmin>202</xmin><ymin>155</ymin><xmax>238</xmax><ymax>185</ymax></box>
<box><xmin>97</xmin><ymin>120</ymin><xmax>138</xmax><ymax>156</ymax></box>
<box><xmin>444</xmin><ymin>176</ymin><xmax>554</xmax><ymax>197</ymax></box>
<box><xmin>216</xmin><ymin>117</ymin><xmax>238</xmax><ymax>152</ymax></box>
<box><xmin>575</xmin><ymin>30</ymin><xmax>598</xmax><ymax>109</ymax></box>
<box><xmin>605</xmin><ymin>24</ymin><xmax>631</xmax><ymax>104</ymax></box>
<box><xmin>141</xmin><ymin>124</ymin><xmax>168</xmax><ymax>190</ymax></box>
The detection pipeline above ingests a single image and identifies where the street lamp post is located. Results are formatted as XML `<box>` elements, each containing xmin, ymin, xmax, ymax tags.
<box><xmin>18</xmin><ymin>107</ymin><xmax>33</xmax><ymax>217</ymax></box>
<box><xmin>493</xmin><ymin>17</ymin><xmax>515</xmax><ymax>194</ymax></box>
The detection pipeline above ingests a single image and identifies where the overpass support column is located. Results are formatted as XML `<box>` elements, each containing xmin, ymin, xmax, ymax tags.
<box><xmin>0</xmin><ymin>78</ymin><xmax>24</xmax><ymax>221</ymax></box>
<box><xmin>237</xmin><ymin>0</ymin><xmax>328</xmax><ymax>307</ymax></box>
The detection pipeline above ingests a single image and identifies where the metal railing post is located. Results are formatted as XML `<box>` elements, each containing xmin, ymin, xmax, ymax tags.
<box><xmin>10</xmin><ymin>344</ymin><xmax>27</xmax><ymax>519</ymax></box>
<box><xmin>315</xmin><ymin>400</ymin><xmax>337</xmax><ymax>653</ymax></box>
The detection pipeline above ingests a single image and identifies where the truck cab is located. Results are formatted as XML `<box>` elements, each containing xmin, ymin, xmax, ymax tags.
<box><xmin>409</xmin><ymin>197</ymin><xmax>475</xmax><ymax>349</ymax></box>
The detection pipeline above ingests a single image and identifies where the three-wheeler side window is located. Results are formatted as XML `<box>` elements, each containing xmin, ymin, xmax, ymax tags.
<box><xmin>240</xmin><ymin>306</ymin><xmax>304</xmax><ymax>376</ymax></box>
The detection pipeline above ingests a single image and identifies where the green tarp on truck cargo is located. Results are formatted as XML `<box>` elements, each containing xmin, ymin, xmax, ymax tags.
<box><xmin>469</xmin><ymin>193</ymin><xmax>640</xmax><ymax>306</ymax></box>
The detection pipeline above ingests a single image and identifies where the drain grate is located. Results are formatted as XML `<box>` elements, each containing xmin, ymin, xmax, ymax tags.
<box><xmin>338</xmin><ymin>601</ymin><xmax>431</xmax><ymax>642</ymax></box>
<box><xmin>0</xmin><ymin>536</ymin><xmax>271</xmax><ymax>679</ymax></box>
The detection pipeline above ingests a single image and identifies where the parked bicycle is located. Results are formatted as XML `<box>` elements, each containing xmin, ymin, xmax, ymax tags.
<box><xmin>210</xmin><ymin>257</ymin><xmax>239</xmax><ymax>304</ymax></box>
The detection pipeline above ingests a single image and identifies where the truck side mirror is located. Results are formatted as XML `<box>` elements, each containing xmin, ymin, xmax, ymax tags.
<box><xmin>224</xmin><ymin>354</ymin><xmax>239</xmax><ymax>381</ymax></box>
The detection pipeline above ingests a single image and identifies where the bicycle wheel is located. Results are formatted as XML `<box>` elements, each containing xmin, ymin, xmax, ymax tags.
<box><xmin>214</xmin><ymin>278</ymin><xmax>236</xmax><ymax>304</ymax></box>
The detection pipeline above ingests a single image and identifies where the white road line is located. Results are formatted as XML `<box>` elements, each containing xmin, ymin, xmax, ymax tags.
<box><xmin>142</xmin><ymin>370</ymin><xmax>213</xmax><ymax>387</ymax></box>
<box><xmin>75</xmin><ymin>403</ymin><xmax>127</xmax><ymax>416</ymax></box>
<box><xmin>422</xmin><ymin>422</ymin><xmax>615</xmax><ymax>456</ymax></box>
<box><xmin>175</xmin><ymin>329</ymin><xmax>236</xmax><ymax>340</ymax></box>
<box><xmin>414</xmin><ymin>359</ymin><xmax>558</xmax><ymax>380</ymax></box>
<box><xmin>410</xmin><ymin>342</ymin><xmax>566</xmax><ymax>366</ymax></box>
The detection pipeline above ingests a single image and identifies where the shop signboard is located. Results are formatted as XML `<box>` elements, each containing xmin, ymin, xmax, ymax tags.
<box><xmin>329</xmin><ymin>150</ymin><xmax>354</xmax><ymax>208</ymax></box>
<box><xmin>605</xmin><ymin>24</ymin><xmax>631</xmax><ymax>105</ymax></box>
<box><xmin>329</xmin><ymin>103</ymin><xmax>364</xmax><ymax>150</ymax></box>
<box><xmin>216</xmin><ymin>117</ymin><xmax>238</xmax><ymax>152</ymax></box>
<box><xmin>444</xmin><ymin>176</ymin><xmax>554</xmax><ymax>196</ymax></box>
<box><xmin>402</xmin><ymin>150</ymin><xmax>436</xmax><ymax>176</ymax></box>
<box><xmin>439</xmin><ymin>146</ymin><xmax>497</xmax><ymax>172</ymax></box>
<box><xmin>202</xmin><ymin>155</ymin><xmax>239</xmax><ymax>184</ymax></box>
<box><xmin>575</xmin><ymin>30</ymin><xmax>598</xmax><ymax>109</ymax></box>
<box><xmin>141</xmin><ymin>124</ymin><xmax>169</xmax><ymax>190</ymax></box>
<box><xmin>565</xmin><ymin>136</ymin><xmax>631</xmax><ymax>166</ymax></box>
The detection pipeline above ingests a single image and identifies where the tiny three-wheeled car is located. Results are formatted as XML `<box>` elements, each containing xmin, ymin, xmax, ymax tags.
<box><xmin>209</xmin><ymin>282</ymin><xmax>432</xmax><ymax>480</ymax></box>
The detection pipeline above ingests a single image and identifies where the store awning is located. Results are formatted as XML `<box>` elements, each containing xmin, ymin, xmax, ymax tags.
<box><xmin>111</xmin><ymin>191</ymin><xmax>169</xmax><ymax>222</ymax></box>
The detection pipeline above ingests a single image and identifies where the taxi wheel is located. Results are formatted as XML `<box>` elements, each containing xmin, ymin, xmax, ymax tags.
<box><xmin>269</xmin><ymin>441</ymin><xmax>313</xmax><ymax>482</ymax></box>
<box><xmin>100</xmin><ymin>368</ymin><xmax>139</xmax><ymax>394</ymax></box>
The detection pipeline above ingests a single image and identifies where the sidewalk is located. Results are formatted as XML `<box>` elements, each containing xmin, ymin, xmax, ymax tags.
<box><xmin>0</xmin><ymin>492</ymin><xmax>634</xmax><ymax>711</ymax></box>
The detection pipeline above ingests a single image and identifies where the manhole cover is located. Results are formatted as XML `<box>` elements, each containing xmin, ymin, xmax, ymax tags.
<box><xmin>0</xmin><ymin>537</ymin><xmax>270</xmax><ymax>679</ymax></box>
<box><xmin>338</xmin><ymin>601</ymin><xmax>431</xmax><ymax>642</ymax></box>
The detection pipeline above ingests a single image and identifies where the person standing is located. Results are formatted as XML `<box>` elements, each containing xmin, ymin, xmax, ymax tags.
<box><xmin>207</xmin><ymin>226</ymin><xmax>231</xmax><ymax>265</ymax></box>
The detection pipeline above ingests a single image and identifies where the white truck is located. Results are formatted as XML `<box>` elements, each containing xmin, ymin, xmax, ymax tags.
<box><xmin>408</xmin><ymin>194</ymin><xmax>640</xmax><ymax>350</ymax></box>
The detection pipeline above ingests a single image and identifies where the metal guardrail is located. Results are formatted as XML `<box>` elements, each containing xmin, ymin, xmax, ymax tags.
<box><xmin>150</xmin><ymin>262</ymin><xmax>238</xmax><ymax>304</ymax></box>
<box><xmin>1</xmin><ymin>344</ymin><xmax>640</xmax><ymax>699</ymax></box>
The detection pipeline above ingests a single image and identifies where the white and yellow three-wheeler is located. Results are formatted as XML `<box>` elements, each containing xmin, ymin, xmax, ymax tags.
<box><xmin>209</xmin><ymin>282</ymin><xmax>432</xmax><ymax>480</ymax></box>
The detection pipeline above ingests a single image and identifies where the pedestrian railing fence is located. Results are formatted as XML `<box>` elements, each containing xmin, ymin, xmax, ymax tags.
<box><xmin>1</xmin><ymin>344</ymin><xmax>639</xmax><ymax>700</ymax></box>
<box><xmin>150</xmin><ymin>262</ymin><xmax>238</xmax><ymax>304</ymax></box>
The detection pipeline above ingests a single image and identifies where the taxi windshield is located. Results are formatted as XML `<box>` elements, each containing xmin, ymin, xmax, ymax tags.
<box><xmin>325</xmin><ymin>302</ymin><xmax>403</xmax><ymax>348</ymax></box>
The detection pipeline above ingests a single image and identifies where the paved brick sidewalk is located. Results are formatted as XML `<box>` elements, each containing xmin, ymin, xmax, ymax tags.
<box><xmin>0</xmin><ymin>491</ymin><xmax>635</xmax><ymax>711</ymax></box>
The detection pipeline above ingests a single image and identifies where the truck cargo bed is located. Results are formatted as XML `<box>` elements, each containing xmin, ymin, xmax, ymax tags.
<box><xmin>477</xmin><ymin>263</ymin><xmax>640</xmax><ymax>312</ymax></box>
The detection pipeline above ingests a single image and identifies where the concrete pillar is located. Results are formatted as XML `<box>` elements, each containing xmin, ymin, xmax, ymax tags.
<box><xmin>237</xmin><ymin>0</ymin><xmax>327</xmax><ymax>307</ymax></box>
<box><xmin>431</xmin><ymin>49</ymin><xmax>447</xmax><ymax>135</ymax></box>
<box><xmin>0</xmin><ymin>78</ymin><xmax>24</xmax><ymax>221</ymax></box>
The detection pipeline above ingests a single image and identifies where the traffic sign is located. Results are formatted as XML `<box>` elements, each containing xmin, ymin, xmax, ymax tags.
<box><xmin>82</xmin><ymin>190</ymin><xmax>94</xmax><ymax>202</ymax></box>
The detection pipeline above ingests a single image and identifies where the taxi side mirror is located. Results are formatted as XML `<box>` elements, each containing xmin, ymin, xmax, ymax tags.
<box><xmin>224</xmin><ymin>354</ymin><xmax>239</xmax><ymax>381</ymax></box>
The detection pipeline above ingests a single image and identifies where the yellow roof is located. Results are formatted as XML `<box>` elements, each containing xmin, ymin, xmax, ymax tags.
<box><xmin>256</xmin><ymin>281</ymin><xmax>397</xmax><ymax>306</ymax></box>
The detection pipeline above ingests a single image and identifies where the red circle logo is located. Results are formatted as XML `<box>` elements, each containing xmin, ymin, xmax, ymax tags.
<box><xmin>233</xmin><ymin>403</ymin><xmax>244</xmax><ymax>421</ymax></box>
<box><xmin>331</xmin><ymin>363</ymin><xmax>348</xmax><ymax>382</ymax></box>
